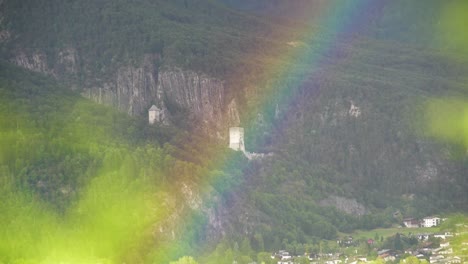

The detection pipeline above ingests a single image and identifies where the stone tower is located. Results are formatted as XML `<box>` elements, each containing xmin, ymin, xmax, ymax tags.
<box><xmin>148</xmin><ymin>105</ymin><xmax>161</xmax><ymax>124</ymax></box>
<box><xmin>229</xmin><ymin>127</ymin><xmax>245</xmax><ymax>152</ymax></box>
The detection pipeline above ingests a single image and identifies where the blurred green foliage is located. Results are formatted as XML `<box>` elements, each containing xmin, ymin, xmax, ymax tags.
<box><xmin>0</xmin><ymin>62</ymin><xmax>238</xmax><ymax>263</ymax></box>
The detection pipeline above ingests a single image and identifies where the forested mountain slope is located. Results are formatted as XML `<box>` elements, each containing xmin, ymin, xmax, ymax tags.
<box><xmin>0</xmin><ymin>62</ymin><xmax>253</xmax><ymax>262</ymax></box>
<box><xmin>0</xmin><ymin>0</ymin><xmax>291</xmax><ymax>124</ymax></box>
<box><xmin>1</xmin><ymin>0</ymin><xmax>468</xmax><ymax>263</ymax></box>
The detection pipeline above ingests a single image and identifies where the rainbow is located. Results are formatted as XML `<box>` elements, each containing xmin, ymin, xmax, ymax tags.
<box><xmin>239</xmin><ymin>0</ymin><xmax>383</xmax><ymax>147</ymax></box>
<box><xmin>158</xmin><ymin>0</ymin><xmax>386</xmax><ymax>261</ymax></box>
<box><xmin>54</xmin><ymin>1</ymin><xmax>395</xmax><ymax>262</ymax></box>
<box><xmin>3</xmin><ymin>1</ymin><xmax>467</xmax><ymax>263</ymax></box>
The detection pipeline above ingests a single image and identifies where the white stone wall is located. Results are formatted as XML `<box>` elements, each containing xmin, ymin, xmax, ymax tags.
<box><xmin>229</xmin><ymin>127</ymin><xmax>245</xmax><ymax>151</ymax></box>
<box><xmin>149</xmin><ymin>110</ymin><xmax>158</xmax><ymax>124</ymax></box>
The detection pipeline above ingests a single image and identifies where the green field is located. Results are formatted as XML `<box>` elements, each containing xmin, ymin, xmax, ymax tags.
<box><xmin>346</xmin><ymin>227</ymin><xmax>440</xmax><ymax>240</ymax></box>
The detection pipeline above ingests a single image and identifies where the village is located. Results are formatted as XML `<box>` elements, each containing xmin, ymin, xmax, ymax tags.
<box><xmin>269</xmin><ymin>216</ymin><xmax>468</xmax><ymax>264</ymax></box>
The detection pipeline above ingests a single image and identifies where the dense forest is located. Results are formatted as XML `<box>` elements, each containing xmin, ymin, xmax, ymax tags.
<box><xmin>0</xmin><ymin>0</ymin><xmax>289</xmax><ymax>78</ymax></box>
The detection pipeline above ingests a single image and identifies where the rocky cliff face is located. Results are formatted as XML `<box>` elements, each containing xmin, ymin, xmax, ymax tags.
<box><xmin>319</xmin><ymin>195</ymin><xmax>368</xmax><ymax>216</ymax></box>
<box><xmin>158</xmin><ymin>68</ymin><xmax>227</xmax><ymax>131</ymax></box>
<box><xmin>14</xmin><ymin>51</ymin><xmax>52</xmax><ymax>75</ymax></box>
<box><xmin>10</xmin><ymin>50</ymin><xmax>239</xmax><ymax>133</ymax></box>
<box><xmin>84</xmin><ymin>54</ymin><xmax>159</xmax><ymax>115</ymax></box>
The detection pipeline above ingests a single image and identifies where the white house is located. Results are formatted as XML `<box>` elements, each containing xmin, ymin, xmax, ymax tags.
<box><xmin>403</xmin><ymin>218</ymin><xmax>420</xmax><ymax>228</ymax></box>
<box><xmin>421</xmin><ymin>216</ymin><xmax>441</xmax><ymax>227</ymax></box>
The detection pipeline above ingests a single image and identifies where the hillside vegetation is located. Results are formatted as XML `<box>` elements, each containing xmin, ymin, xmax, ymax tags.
<box><xmin>1</xmin><ymin>0</ymin><xmax>468</xmax><ymax>263</ymax></box>
<box><xmin>0</xmin><ymin>0</ymin><xmax>292</xmax><ymax>78</ymax></box>
<box><xmin>0</xmin><ymin>62</ymin><xmax>250</xmax><ymax>263</ymax></box>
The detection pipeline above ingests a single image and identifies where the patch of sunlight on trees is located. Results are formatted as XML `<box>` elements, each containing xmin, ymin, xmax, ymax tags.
<box><xmin>0</xmin><ymin>157</ymin><xmax>167</xmax><ymax>264</ymax></box>
<box><xmin>0</xmin><ymin>106</ymin><xmax>169</xmax><ymax>263</ymax></box>
<box><xmin>0</xmin><ymin>66</ymin><xmax>183</xmax><ymax>263</ymax></box>
<box><xmin>438</xmin><ymin>0</ymin><xmax>468</xmax><ymax>54</ymax></box>
<box><xmin>0</xmin><ymin>65</ymin><xmax>243</xmax><ymax>263</ymax></box>
<box><xmin>440</xmin><ymin>214</ymin><xmax>468</xmax><ymax>258</ymax></box>
<box><xmin>424</xmin><ymin>98</ymin><xmax>468</xmax><ymax>150</ymax></box>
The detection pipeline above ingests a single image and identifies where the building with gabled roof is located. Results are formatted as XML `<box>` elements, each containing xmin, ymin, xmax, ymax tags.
<box><xmin>404</xmin><ymin>218</ymin><xmax>420</xmax><ymax>228</ymax></box>
<box><xmin>149</xmin><ymin>105</ymin><xmax>164</xmax><ymax>124</ymax></box>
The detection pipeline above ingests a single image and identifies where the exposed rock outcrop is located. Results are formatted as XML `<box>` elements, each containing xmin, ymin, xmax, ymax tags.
<box><xmin>0</xmin><ymin>30</ymin><xmax>11</xmax><ymax>43</ymax></box>
<box><xmin>84</xmin><ymin>54</ymin><xmax>159</xmax><ymax>115</ymax></box>
<box><xmin>227</xmin><ymin>99</ymin><xmax>241</xmax><ymax>126</ymax></box>
<box><xmin>56</xmin><ymin>48</ymin><xmax>79</xmax><ymax>76</ymax></box>
<box><xmin>10</xmin><ymin>50</ymin><xmax>238</xmax><ymax>132</ymax></box>
<box><xmin>13</xmin><ymin>51</ymin><xmax>51</xmax><ymax>75</ymax></box>
<box><xmin>158</xmin><ymin>68</ymin><xmax>227</xmax><ymax>130</ymax></box>
<box><xmin>319</xmin><ymin>195</ymin><xmax>368</xmax><ymax>216</ymax></box>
